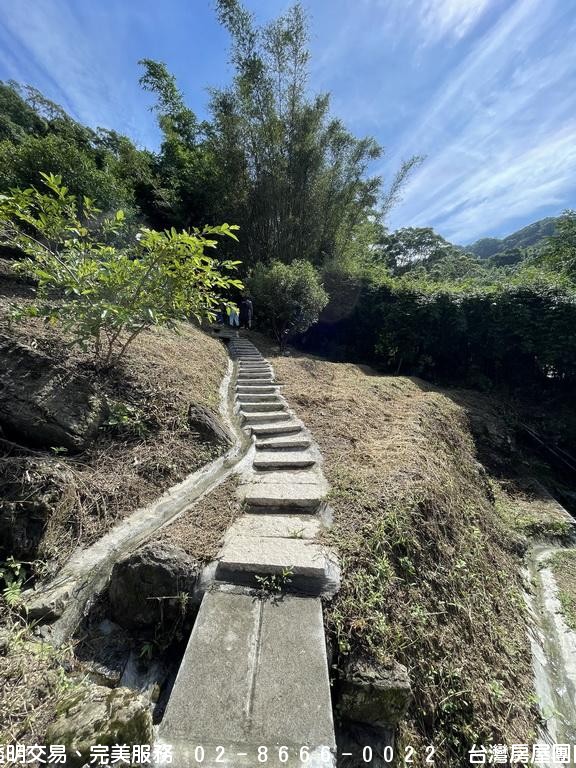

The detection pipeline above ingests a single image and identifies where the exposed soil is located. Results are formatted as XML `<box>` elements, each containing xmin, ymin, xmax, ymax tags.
<box><xmin>159</xmin><ymin>477</ymin><xmax>241</xmax><ymax>563</ymax></box>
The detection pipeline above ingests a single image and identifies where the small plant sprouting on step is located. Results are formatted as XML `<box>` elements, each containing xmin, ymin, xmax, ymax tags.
<box><xmin>255</xmin><ymin>567</ymin><xmax>294</xmax><ymax>597</ymax></box>
<box><xmin>288</xmin><ymin>527</ymin><xmax>305</xmax><ymax>539</ymax></box>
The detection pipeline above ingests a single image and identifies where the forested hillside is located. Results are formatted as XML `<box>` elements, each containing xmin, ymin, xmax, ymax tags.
<box><xmin>465</xmin><ymin>217</ymin><xmax>558</xmax><ymax>265</ymax></box>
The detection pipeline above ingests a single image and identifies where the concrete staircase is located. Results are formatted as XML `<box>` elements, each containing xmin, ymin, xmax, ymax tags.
<box><xmin>158</xmin><ymin>338</ymin><xmax>339</xmax><ymax>767</ymax></box>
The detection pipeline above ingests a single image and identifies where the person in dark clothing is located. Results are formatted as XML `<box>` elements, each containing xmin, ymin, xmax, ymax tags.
<box><xmin>239</xmin><ymin>296</ymin><xmax>253</xmax><ymax>329</ymax></box>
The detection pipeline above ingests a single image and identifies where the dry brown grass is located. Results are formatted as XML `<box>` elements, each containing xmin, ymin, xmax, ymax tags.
<box><xmin>160</xmin><ymin>477</ymin><xmax>241</xmax><ymax>563</ymax></box>
<box><xmin>0</xmin><ymin>263</ymin><xmax>229</xmax><ymax>570</ymax></box>
<box><xmin>495</xmin><ymin>478</ymin><xmax>574</xmax><ymax>540</ymax></box>
<box><xmin>261</xmin><ymin>346</ymin><xmax>538</xmax><ymax>764</ymax></box>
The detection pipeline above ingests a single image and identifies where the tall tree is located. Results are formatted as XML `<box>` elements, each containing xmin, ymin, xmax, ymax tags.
<box><xmin>211</xmin><ymin>0</ymin><xmax>387</xmax><ymax>268</ymax></box>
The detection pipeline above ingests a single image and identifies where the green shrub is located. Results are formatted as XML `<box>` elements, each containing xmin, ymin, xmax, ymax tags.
<box><xmin>0</xmin><ymin>173</ymin><xmax>243</xmax><ymax>367</ymax></box>
<box><xmin>249</xmin><ymin>259</ymin><xmax>328</xmax><ymax>349</ymax></box>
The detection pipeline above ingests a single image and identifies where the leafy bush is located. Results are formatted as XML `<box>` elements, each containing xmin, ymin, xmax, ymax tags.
<box><xmin>249</xmin><ymin>259</ymin><xmax>328</xmax><ymax>349</ymax></box>
<box><xmin>307</xmin><ymin>275</ymin><xmax>576</xmax><ymax>390</ymax></box>
<box><xmin>0</xmin><ymin>173</ymin><xmax>243</xmax><ymax>366</ymax></box>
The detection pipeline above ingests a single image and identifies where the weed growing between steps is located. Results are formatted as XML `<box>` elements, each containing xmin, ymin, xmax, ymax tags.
<box><xmin>268</xmin><ymin>351</ymin><xmax>539</xmax><ymax>766</ymax></box>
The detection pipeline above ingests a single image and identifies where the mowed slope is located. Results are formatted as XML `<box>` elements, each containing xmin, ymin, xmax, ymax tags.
<box><xmin>267</xmin><ymin>348</ymin><xmax>537</xmax><ymax>765</ymax></box>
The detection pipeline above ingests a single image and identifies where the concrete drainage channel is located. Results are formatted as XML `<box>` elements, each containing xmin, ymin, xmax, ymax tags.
<box><xmin>23</xmin><ymin>358</ymin><xmax>251</xmax><ymax>645</ymax></box>
<box><xmin>157</xmin><ymin>336</ymin><xmax>341</xmax><ymax>767</ymax></box>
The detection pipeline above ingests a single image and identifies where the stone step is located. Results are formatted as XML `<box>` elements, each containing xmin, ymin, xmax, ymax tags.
<box><xmin>256</xmin><ymin>434</ymin><xmax>312</xmax><ymax>450</ymax></box>
<box><xmin>249</xmin><ymin>421</ymin><xmax>302</xmax><ymax>435</ymax></box>
<box><xmin>224</xmin><ymin>513</ymin><xmax>322</xmax><ymax>541</ymax></box>
<box><xmin>215</xmin><ymin>537</ymin><xmax>335</xmax><ymax>594</ymax></box>
<box><xmin>236</xmin><ymin>385</ymin><xmax>278</xmax><ymax>394</ymax></box>
<box><xmin>243</xmin><ymin>411</ymin><xmax>290</xmax><ymax>424</ymax></box>
<box><xmin>237</xmin><ymin>380</ymin><xmax>275</xmax><ymax>387</ymax></box>
<box><xmin>236</xmin><ymin>358</ymin><xmax>266</xmax><ymax>363</ymax></box>
<box><xmin>252</xmin><ymin>450</ymin><xmax>315</xmax><ymax>470</ymax></box>
<box><xmin>237</xmin><ymin>393</ymin><xmax>281</xmax><ymax>402</ymax></box>
<box><xmin>237</xmin><ymin>370</ymin><xmax>272</xmax><ymax>376</ymax></box>
<box><xmin>237</xmin><ymin>356</ymin><xmax>266</xmax><ymax>361</ymax></box>
<box><xmin>158</xmin><ymin>592</ymin><xmax>336</xmax><ymax>767</ymax></box>
<box><xmin>240</xmin><ymin>402</ymin><xmax>287</xmax><ymax>413</ymax></box>
<box><xmin>240</xmin><ymin>469</ymin><xmax>327</xmax><ymax>512</ymax></box>
<box><xmin>238</xmin><ymin>364</ymin><xmax>273</xmax><ymax>374</ymax></box>
<box><xmin>237</xmin><ymin>371</ymin><xmax>274</xmax><ymax>380</ymax></box>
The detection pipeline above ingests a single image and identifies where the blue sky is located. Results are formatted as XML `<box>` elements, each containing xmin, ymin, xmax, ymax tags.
<box><xmin>0</xmin><ymin>0</ymin><xmax>574</xmax><ymax>244</ymax></box>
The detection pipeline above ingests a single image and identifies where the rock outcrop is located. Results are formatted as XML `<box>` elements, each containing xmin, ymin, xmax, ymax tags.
<box><xmin>46</xmin><ymin>685</ymin><xmax>152</xmax><ymax>767</ymax></box>
<box><xmin>338</xmin><ymin>657</ymin><xmax>413</xmax><ymax>728</ymax></box>
<box><xmin>187</xmin><ymin>403</ymin><xmax>230</xmax><ymax>445</ymax></box>
<box><xmin>108</xmin><ymin>542</ymin><xmax>199</xmax><ymax>630</ymax></box>
<box><xmin>0</xmin><ymin>334</ymin><xmax>107</xmax><ymax>451</ymax></box>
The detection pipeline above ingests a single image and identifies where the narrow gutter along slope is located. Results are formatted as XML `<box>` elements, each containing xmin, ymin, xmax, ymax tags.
<box><xmin>158</xmin><ymin>337</ymin><xmax>340</xmax><ymax>768</ymax></box>
<box><xmin>23</xmin><ymin>358</ymin><xmax>249</xmax><ymax>646</ymax></box>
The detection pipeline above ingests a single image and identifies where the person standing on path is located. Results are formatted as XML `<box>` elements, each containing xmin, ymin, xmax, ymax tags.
<box><xmin>229</xmin><ymin>305</ymin><xmax>240</xmax><ymax>327</ymax></box>
<box><xmin>239</xmin><ymin>296</ymin><xmax>253</xmax><ymax>329</ymax></box>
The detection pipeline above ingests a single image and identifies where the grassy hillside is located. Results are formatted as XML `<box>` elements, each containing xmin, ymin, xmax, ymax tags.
<box><xmin>0</xmin><ymin>258</ymin><xmax>229</xmax><ymax>572</ymax></box>
<box><xmin>254</xmin><ymin>336</ymin><xmax>570</xmax><ymax>765</ymax></box>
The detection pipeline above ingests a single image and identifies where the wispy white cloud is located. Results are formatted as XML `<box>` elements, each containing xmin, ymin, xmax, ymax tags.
<box><xmin>415</xmin><ymin>0</ymin><xmax>494</xmax><ymax>44</ymax></box>
<box><xmin>385</xmin><ymin>0</ymin><xmax>576</xmax><ymax>241</ymax></box>
<box><xmin>0</xmin><ymin>0</ymin><xmax>167</xmax><ymax>146</ymax></box>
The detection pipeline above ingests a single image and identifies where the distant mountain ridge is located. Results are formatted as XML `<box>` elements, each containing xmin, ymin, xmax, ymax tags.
<box><xmin>465</xmin><ymin>217</ymin><xmax>558</xmax><ymax>261</ymax></box>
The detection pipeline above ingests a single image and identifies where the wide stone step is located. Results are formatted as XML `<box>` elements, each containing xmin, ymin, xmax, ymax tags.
<box><xmin>249</xmin><ymin>421</ymin><xmax>302</xmax><ymax>435</ymax></box>
<box><xmin>236</xmin><ymin>359</ymin><xmax>266</xmax><ymax>364</ymax></box>
<box><xmin>243</xmin><ymin>411</ymin><xmax>290</xmax><ymax>424</ymax></box>
<box><xmin>253</xmin><ymin>450</ymin><xmax>315</xmax><ymax>470</ymax></box>
<box><xmin>158</xmin><ymin>592</ymin><xmax>335</xmax><ymax>767</ymax></box>
<box><xmin>237</xmin><ymin>393</ymin><xmax>281</xmax><ymax>402</ymax></box>
<box><xmin>256</xmin><ymin>434</ymin><xmax>313</xmax><ymax>450</ymax></box>
<box><xmin>224</xmin><ymin>513</ymin><xmax>322</xmax><ymax>540</ymax></box>
<box><xmin>238</xmin><ymin>371</ymin><xmax>274</xmax><ymax>380</ymax></box>
<box><xmin>240</xmin><ymin>402</ymin><xmax>287</xmax><ymax>413</ymax></box>
<box><xmin>216</xmin><ymin>537</ymin><xmax>335</xmax><ymax>593</ymax></box>
<box><xmin>236</xmin><ymin>385</ymin><xmax>277</xmax><ymax>394</ymax></box>
<box><xmin>238</xmin><ymin>366</ymin><xmax>272</xmax><ymax>374</ymax></box>
<box><xmin>240</xmin><ymin>469</ymin><xmax>327</xmax><ymax>511</ymax></box>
